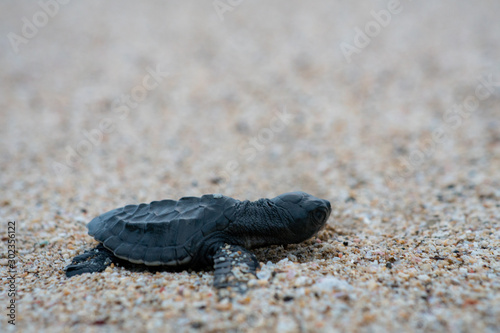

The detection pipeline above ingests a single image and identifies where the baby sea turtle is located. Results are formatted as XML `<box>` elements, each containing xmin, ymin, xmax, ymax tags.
<box><xmin>65</xmin><ymin>191</ymin><xmax>331</xmax><ymax>292</ymax></box>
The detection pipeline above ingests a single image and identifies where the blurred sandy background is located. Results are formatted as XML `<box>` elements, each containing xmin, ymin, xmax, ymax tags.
<box><xmin>1</xmin><ymin>1</ymin><xmax>499</xmax><ymax>332</ymax></box>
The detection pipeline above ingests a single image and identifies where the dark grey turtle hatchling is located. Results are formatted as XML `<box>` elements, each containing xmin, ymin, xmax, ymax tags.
<box><xmin>65</xmin><ymin>191</ymin><xmax>331</xmax><ymax>292</ymax></box>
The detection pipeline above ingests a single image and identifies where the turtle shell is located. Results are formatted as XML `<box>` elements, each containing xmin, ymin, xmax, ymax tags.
<box><xmin>87</xmin><ymin>194</ymin><xmax>238</xmax><ymax>266</ymax></box>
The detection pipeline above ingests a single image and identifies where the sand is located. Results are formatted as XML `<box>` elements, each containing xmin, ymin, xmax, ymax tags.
<box><xmin>1</xmin><ymin>1</ymin><xmax>499</xmax><ymax>332</ymax></box>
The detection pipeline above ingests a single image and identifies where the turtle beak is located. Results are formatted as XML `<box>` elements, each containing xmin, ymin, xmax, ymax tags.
<box><xmin>318</xmin><ymin>200</ymin><xmax>331</xmax><ymax>233</ymax></box>
<box><xmin>323</xmin><ymin>200</ymin><xmax>331</xmax><ymax>214</ymax></box>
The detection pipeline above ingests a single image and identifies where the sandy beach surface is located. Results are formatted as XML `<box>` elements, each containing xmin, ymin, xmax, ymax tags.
<box><xmin>1</xmin><ymin>1</ymin><xmax>499</xmax><ymax>332</ymax></box>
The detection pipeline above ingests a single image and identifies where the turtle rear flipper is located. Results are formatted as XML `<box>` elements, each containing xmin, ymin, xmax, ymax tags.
<box><xmin>213</xmin><ymin>244</ymin><xmax>260</xmax><ymax>295</ymax></box>
<box><xmin>65</xmin><ymin>244</ymin><xmax>115</xmax><ymax>277</ymax></box>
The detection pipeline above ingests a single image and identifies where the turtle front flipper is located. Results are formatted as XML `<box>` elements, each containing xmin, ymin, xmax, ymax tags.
<box><xmin>65</xmin><ymin>244</ymin><xmax>116</xmax><ymax>277</ymax></box>
<box><xmin>213</xmin><ymin>244</ymin><xmax>260</xmax><ymax>295</ymax></box>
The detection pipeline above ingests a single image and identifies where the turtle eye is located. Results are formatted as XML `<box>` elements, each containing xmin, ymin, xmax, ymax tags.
<box><xmin>313</xmin><ymin>209</ymin><xmax>327</xmax><ymax>223</ymax></box>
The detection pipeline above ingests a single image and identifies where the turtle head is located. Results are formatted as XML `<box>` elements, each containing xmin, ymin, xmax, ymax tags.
<box><xmin>271</xmin><ymin>191</ymin><xmax>331</xmax><ymax>243</ymax></box>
